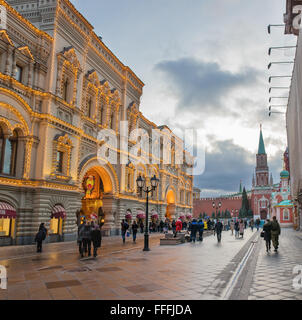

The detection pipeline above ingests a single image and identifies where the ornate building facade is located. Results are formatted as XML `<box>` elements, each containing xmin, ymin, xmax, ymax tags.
<box><xmin>0</xmin><ymin>0</ymin><xmax>193</xmax><ymax>246</ymax></box>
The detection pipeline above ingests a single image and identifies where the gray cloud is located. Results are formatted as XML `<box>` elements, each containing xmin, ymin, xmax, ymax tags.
<box><xmin>195</xmin><ymin>137</ymin><xmax>283</xmax><ymax>197</ymax></box>
<box><xmin>154</xmin><ymin>57</ymin><xmax>260</xmax><ymax>114</ymax></box>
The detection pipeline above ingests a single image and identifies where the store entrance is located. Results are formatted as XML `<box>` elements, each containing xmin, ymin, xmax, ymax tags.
<box><xmin>81</xmin><ymin>168</ymin><xmax>104</xmax><ymax>224</ymax></box>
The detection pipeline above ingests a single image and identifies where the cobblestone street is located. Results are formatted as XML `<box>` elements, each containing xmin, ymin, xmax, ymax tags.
<box><xmin>0</xmin><ymin>228</ymin><xmax>301</xmax><ymax>300</ymax></box>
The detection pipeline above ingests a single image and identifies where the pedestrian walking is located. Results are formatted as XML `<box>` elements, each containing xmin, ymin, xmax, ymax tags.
<box><xmin>234</xmin><ymin>220</ymin><xmax>239</xmax><ymax>238</ymax></box>
<box><xmin>230</xmin><ymin>219</ymin><xmax>234</xmax><ymax>236</ymax></box>
<box><xmin>239</xmin><ymin>219</ymin><xmax>244</xmax><ymax>238</ymax></box>
<box><xmin>131</xmin><ymin>221</ymin><xmax>138</xmax><ymax>243</ymax></box>
<box><xmin>183</xmin><ymin>221</ymin><xmax>187</xmax><ymax>231</ymax></box>
<box><xmin>34</xmin><ymin>223</ymin><xmax>47</xmax><ymax>253</ymax></box>
<box><xmin>215</xmin><ymin>219</ymin><xmax>223</xmax><ymax>242</ymax></box>
<box><xmin>160</xmin><ymin>220</ymin><xmax>164</xmax><ymax>232</ymax></box>
<box><xmin>198</xmin><ymin>219</ymin><xmax>204</xmax><ymax>241</ymax></box>
<box><xmin>91</xmin><ymin>224</ymin><xmax>102</xmax><ymax>258</ymax></box>
<box><xmin>255</xmin><ymin>218</ymin><xmax>261</xmax><ymax>231</ymax></box>
<box><xmin>262</xmin><ymin>219</ymin><xmax>272</xmax><ymax>253</ymax></box>
<box><xmin>271</xmin><ymin>216</ymin><xmax>281</xmax><ymax>252</ymax></box>
<box><xmin>250</xmin><ymin>219</ymin><xmax>254</xmax><ymax>232</ymax></box>
<box><xmin>77</xmin><ymin>221</ymin><xmax>85</xmax><ymax>255</ymax></box>
<box><xmin>121</xmin><ymin>219</ymin><xmax>129</xmax><ymax>244</ymax></box>
<box><xmin>244</xmin><ymin>219</ymin><xmax>247</xmax><ymax>229</ymax></box>
<box><xmin>172</xmin><ymin>220</ymin><xmax>176</xmax><ymax>236</ymax></box>
<box><xmin>175</xmin><ymin>218</ymin><xmax>182</xmax><ymax>238</ymax></box>
<box><xmin>81</xmin><ymin>222</ymin><xmax>92</xmax><ymax>257</ymax></box>
<box><xmin>140</xmin><ymin>221</ymin><xmax>144</xmax><ymax>233</ymax></box>
<box><xmin>189</xmin><ymin>219</ymin><xmax>199</xmax><ymax>243</ymax></box>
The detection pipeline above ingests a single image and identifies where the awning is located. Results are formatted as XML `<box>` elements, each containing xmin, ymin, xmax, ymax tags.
<box><xmin>51</xmin><ymin>205</ymin><xmax>66</xmax><ymax>219</ymax></box>
<box><xmin>0</xmin><ymin>202</ymin><xmax>16</xmax><ymax>219</ymax></box>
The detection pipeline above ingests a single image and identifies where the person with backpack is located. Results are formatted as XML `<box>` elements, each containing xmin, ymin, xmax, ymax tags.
<box><xmin>131</xmin><ymin>221</ymin><xmax>138</xmax><ymax>243</ymax></box>
<box><xmin>271</xmin><ymin>216</ymin><xmax>281</xmax><ymax>252</ymax></box>
<box><xmin>91</xmin><ymin>223</ymin><xmax>102</xmax><ymax>258</ymax></box>
<box><xmin>121</xmin><ymin>219</ymin><xmax>129</xmax><ymax>244</ymax></box>
<box><xmin>189</xmin><ymin>219</ymin><xmax>199</xmax><ymax>243</ymax></box>
<box><xmin>262</xmin><ymin>219</ymin><xmax>272</xmax><ymax>253</ymax></box>
<box><xmin>198</xmin><ymin>219</ymin><xmax>204</xmax><ymax>242</ymax></box>
<box><xmin>215</xmin><ymin>219</ymin><xmax>223</xmax><ymax>243</ymax></box>
<box><xmin>35</xmin><ymin>223</ymin><xmax>47</xmax><ymax>253</ymax></box>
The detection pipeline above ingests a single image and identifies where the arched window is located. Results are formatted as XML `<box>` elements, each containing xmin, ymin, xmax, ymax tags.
<box><xmin>110</xmin><ymin>113</ymin><xmax>114</xmax><ymax>130</ymax></box>
<box><xmin>0</xmin><ymin>128</ymin><xmax>19</xmax><ymax>177</ymax></box>
<box><xmin>87</xmin><ymin>97</ymin><xmax>92</xmax><ymax>118</ymax></box>
<box><xmin>9</xmin><ymin>130</ymin><xmax>18</xmax><ymax>176</ymax></box>
<box><xmin>62</xmin><ymin>79</ymin><xmax>69</xmax><ymax>102</ymax></box>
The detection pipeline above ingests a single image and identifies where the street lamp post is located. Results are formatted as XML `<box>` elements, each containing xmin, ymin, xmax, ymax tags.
<box><xmin>212</xmin><ymin>200</ymin><xmax>222</xmax><ymax>218</ymax></box>
<box><xmin>136</xmin><ymin>174</ymin><xmax>159</xmax><ymax>252</ymax></box>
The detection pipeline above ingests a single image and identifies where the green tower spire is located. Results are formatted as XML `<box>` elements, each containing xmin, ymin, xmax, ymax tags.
<box><xmin>258</xmin><ymin>124</ymin><xmax>266</xmax><ymax>155</ymax></box>
<box><xmin>239</xmin><ymin>180</ymin><xmax>242</xmax><ymax>193</ymax></box>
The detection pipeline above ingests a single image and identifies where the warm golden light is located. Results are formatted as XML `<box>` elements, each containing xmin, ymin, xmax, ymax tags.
<box><xmin>0</xmin><ymin>218</ymin><xmax>10</xmax><ymax>236</ymax></box>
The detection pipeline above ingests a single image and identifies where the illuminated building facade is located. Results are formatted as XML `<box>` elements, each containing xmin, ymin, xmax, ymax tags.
<box><xmin>0</xmin><ymin>0</ymin><xmax>193</xmax><ymax>245</ymax></box>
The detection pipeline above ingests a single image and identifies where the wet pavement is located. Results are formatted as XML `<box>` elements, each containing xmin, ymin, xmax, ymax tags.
<box><xmin>0</xmin><ymin>228</ymin><xmax>301</xmax><ymax>300</ymax></box>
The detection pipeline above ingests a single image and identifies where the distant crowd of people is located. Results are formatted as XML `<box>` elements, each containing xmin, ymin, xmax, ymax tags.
<box><xmin>33</xmin><ymin>214</ymin><xmax>281</xmax><ymax>258</ymax></box>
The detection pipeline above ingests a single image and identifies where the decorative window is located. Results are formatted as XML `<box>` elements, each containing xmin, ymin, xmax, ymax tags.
<box><xmin>51</xmin><ymin>134</ymin><xmax>72</xmax><ymax>180</ymax></box>
<box><xmin>15</xmin><ymin>65</ymin><xmax>23</xmax><ymax>82</ymax></box>
<box><xmin>56</xmin><ymin>47</ymin><xmax>81</xmax><ymax>105</ymax></box>
<box><xmin>127</xmin><ymin>102</ymin><xmax>139</xmax><ymax>136</ymax></box>
<box><xmin>0</xmin><ymin>128</ymin><xmax>19</xmax><ymax>177</ymax></box>
<box><xmin>126</xmin><ymin>163</ymin><xmax>134</xmax><ymax>192</ymax></box>
<box><xmin>62</xmin><ymin>79</ymin><xmax>69</xmax><ymax>102</ymax></box>
<box><xmin>283</xmin><ymin>209</ymin><xmax>290</xmax><ymax>221</ymax></box>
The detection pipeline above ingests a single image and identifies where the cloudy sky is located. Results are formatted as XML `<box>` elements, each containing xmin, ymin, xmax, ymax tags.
<box><xmin>72</xmin><ymin>0</ymin><xmax>296</xmax><ymax>196</ymax></box>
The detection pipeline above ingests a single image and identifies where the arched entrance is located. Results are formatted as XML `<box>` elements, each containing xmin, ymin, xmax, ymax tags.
<box><xmin>166</xmin><ymin>189</ymin><xmax>176</xmax><ymax>220</ymax></box>
<box><xmin>81</xmin><ymin>168</ymin><xmax>104</xmax><ymax>223</ymax></box>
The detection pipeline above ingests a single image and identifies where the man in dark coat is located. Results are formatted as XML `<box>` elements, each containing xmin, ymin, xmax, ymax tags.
<box><xmin>80</xmin><ymin>222</ymin><xmax>92</xmax><ymax>257</ymax></box>
<box><xmin>263</xmin><ymin>219</ymin><xmax>272</xmax><ymax>252</ymax></box>
<box><xmin>121</xmin><ymin>219</ymin><xmax>129</xmax><ymax>243</ymax></box>
<box><xmin>215</xmin><ymin>219</ymin><xmax>223</xmax><ymax>243</ymax></box>
<box><xmin>198</xmin><ymin>219</ymin><xmax>204</xmax><ymax>242</ymax></box>
<box><xmin>271</xmin><ymin>216</ymin><xmax>281</xmax><ymax>252</ymax></box>
<box><xmin>189</xmin><ymin>219</ymin><xmax>199</xmax><ymax>243</ymax></box>
<box><xmin>91</xmin><ymin>224</ymin><xmax>102</xmax><ymax>258</ymax></box>
<box><xmin>131</xmin><ymin>221</ymin><xmax>138</xmax><ymax>243</ymax></box>
<box><xmin>159</xmin><ymin>220</ymin><xmax>164</xmax><ymax>232</ymax></box>
<box><xmin>35</xmin><ymin>223</ymin><xmax>47</xmax><ymax>253</ymax></box>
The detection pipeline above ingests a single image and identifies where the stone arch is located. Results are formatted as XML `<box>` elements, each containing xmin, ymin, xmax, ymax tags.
<box><xmin>78</xmin><ymin>156</ymin><xmax>119</xmax><ymax>195</ymax></box>
<box><xmin>0</xmin><ymin>92</ymin><xmax>31</xmax><ymax>137</ymax></box>
<box><xmin>0</xmin><ymin>193</ymin><xmax>19</xmax><ymax>211</ymax></box>
<box><xmin>47</xmin><ymin>196</ymin><xmax>70</xmax><ymax>216</ymax></box>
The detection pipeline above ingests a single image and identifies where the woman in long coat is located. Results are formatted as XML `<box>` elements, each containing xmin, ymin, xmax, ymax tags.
<box><xmin>263</xmin><ymin>219</ymin><xmax>272</xmax><ymax>252</ymax></box>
